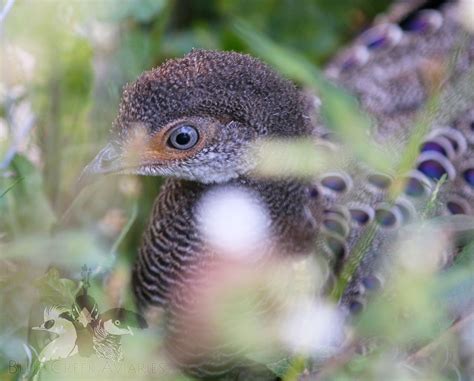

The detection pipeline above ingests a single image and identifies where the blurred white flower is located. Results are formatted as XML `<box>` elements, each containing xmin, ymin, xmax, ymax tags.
<box><xmin>98</xmin><ymin>208</ymin><xmax>127</xmax><ymax>237</ymax></box>
<box><xmin>279</xmin><ymin>299</ymin><xmax>345</xmax><ymax>357</ymax></box>
<box><xmin>2</xmin><ymin>45</ymin><xmax>36</xmax><ymax>83</ymax></box>
<box><xmin>197</xmin><ymin>186</ymin><xmax>270</xmax><ymax>260</ymax></box>
<box><xmin>460</xmin><ymin>317</ymin><xmax>474</xmax><ymax>362</ymax></box>
<box><xmin>396</xmin><ymin>225</ymin><xmax>450</xmax><ymax>274</ymax></box>
<box><xmin>89</xmin><ymin>22</ymin><xmax>119</xmax><ymax>51</ymax></box>
<box><xmin>119</xmin><ymin>176</ymin><xmax>142</xmax><ymax>197</ymax></box>
<box><xmin>0</xmin><ymin>119</ymin><xmax>8</xmax><ymax>141</ymax></box>
<box><xmin>459</xmin><ymin>0</ymin><xmax>474</xmax><ymax>33</ymax></box>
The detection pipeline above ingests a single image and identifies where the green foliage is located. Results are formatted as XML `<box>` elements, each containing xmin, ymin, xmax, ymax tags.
<box><xmin>234</xmin><ymin>20</ymin><xmax>394</xmax><ymax>173</ymax></box>
<box><xmin>219</xmin><ymin>0</ymin><xmax>391</xmax><ymax>63</ymax></box>
<box><xmin>0</xmin><ymin>156</ymin><xmax>56</xmax><ymax>236</ymax></box>
<box><xmin>35</xmin><ymin>268</ymin><xmax>80</xmax><ymax>306</ymax></box>
<box><xmin>0</xmin><ymin>1</ymin><xmax>472</xmax><ymax>381</ymax></box>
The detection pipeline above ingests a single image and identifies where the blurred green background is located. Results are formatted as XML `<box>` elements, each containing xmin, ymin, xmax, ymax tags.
<box><xmin>0</xmin><ymin>1</ymin><xmax>391</xmax><ymax>378</ymax></box>
<box><xmin>5</xmin><ymin>1</ymin><xmax>472</xmax><ymax>381</ymax></box>
<box><xmin>0</xmin><ymin>0</ymin><xmax>391</xmax><ymax>275</ymax></box>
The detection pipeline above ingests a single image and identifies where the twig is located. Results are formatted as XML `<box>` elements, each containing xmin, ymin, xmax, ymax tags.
<box><xmin>0</xmin><ymin>175</ymin><xmax>23</xmax><ymax>198</ymax></box>
<box><xmin>109</xmin><ymin>201</ymin><xmax>138</xmax><ymax>255</ymax></box>
<box><xmin>299</xmin><ymin>343</ymin><xmax>358</xmax><ymax>381</ymax></box>
<box><xmin>407</xmin><ymin>312</ymin><xmax>474</xmax><ymax>364</ymax></box>
<box><xmin>0</xmin><ymin>0</ymin><xmax>15</xmax><ymax>24</ymax></box>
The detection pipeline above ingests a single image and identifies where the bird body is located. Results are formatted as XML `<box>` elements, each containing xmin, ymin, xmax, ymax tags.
<box><xmin>320</xmin><ymin>0</ymin><xmax>474</xmax><ymax>307</ymax></box>
<box><xmin>83</xmin><ymin>0</ymin><xmax>474</xmax><ymax>378</ymax></box>
<box><xmin>70</xmin><ymin>288</ymin><xmax>148</xmax><ymax>361</ymax></box>
<box><xmin>35</xmin><ymin>333</ymin><xmax>78</xmax><ymax>363</ymax></box>
<box><xmin>91</xmin><ymin>320</ymin><xmax>125</xmax><ymax>361</ymax></box>
<box><xmin>32</xmin><ymin>287</ymin><xmax>148</xmax><ymax>364</ymax></box>
<box><xmin>32</xmin><ymin>307</ymin><xmax>79</xmax><ymax>363</ymax></box>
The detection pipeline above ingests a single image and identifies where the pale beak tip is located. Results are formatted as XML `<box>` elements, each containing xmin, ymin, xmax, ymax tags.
<box><xmin>76</xmin><ymin>142</ymin><xmax>123</xmax><ymax>192</ymax></box>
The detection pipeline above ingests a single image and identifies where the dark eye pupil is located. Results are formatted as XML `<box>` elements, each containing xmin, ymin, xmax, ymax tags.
<box><xmin>168</xmin><ymin>125</ymin><xmax>199</xmax><ymax>150</ymax></box>
<box><xmin>175</xmin><ymin>132</ymin><xmax>191</xmax><ymax>146</ymax></box>
<box><xmin>45</xmin><ymin>319</ymin><xmax>54</xmax><ymax>329</ymax></box>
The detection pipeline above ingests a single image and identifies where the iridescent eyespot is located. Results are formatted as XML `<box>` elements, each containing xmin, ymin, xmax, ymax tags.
<box><xmin>361</xmin><ymin>24</ymin><xmax>402</xmax><ymax>50</ymax></box>
<box><xmin>348</xmin><ymin>205</ymin><xmax>374</xmax><ymax>226</ymax></box>
<box><xmin>168</xmin><ymin>125</ymin><xmax>199</xmax><ymax>150</ymax></box>
<box><xmin>367</xmin><ymin>173</ymin><xmax>392</xmax><ymax>190</ymax></box>
<box><xmin>417</xmin><ymin>152</ymin><xmax>455</xmax><ymax>181</ymax></box>
<box><xmin>323</xmin><ymin>217</ymin><xmax>349</xmax><ymax>238</ymax></box>
<box><xmin>307</xmin><ymin>185</ymin><xmax>320</xmax><ymax>199</ymax></box>
<box><xmin>362</xmin><ymin>275</ymin><xmax>383</xmax><ymax>291</ymax></box>
<box><xmin>405</xmin><ymin>177</ymin><xmax>425</xmax><ymax>196</ymax></box>
<box><xmin>321</xmin><ymin>173</ymin><xmax>351</xmax><ymax>193</ymax></box>
<box><xmin>394</xmin><ymin>199</ymin><xmax>415</xmax><ymax>223</ymax></box>
<box><xmin>324</xmin><ymin>206</ymin><xmax>350</xmax><ymax>221</ymax></box>
<box><xmin>418</xmin><ymin>160</ymin><xmax>446</xmax><ymax>180</ymax></box>
<box><xmin>463</xmin><ymin>168</ymin><xmax>474</xmax><ymax>188</ymax></box>
<box><xmin>349</xmin><ymin>209</ymin><xmax>370</xmax><ymax>225</ymax></box>
<box><xmin>348</xmin><ymin>299</ymin><xmax>365</xmax><ymax>315</ymax></box>
<box><xmin>419</xmin><ymin>137</ymin><xmax>453</xmax><ymax>159</ymax></box>
<box><xmin>446</xmin><ymin>201</ymin><xmax>467</xmax><ymax>215</ymax></box>
<box><xmin>429</xmin><ymin>127</ymin><xmax>467</xmax><ymax>157</ymax></box>
<box><xmin>404</xmin><ymin>171</ymin><xmax>431</xmax><ymax>197</ymax></box>
<box><xmin>375</xmin><ymin>206</ymin><xmax>401</xmax><ymax>228</ymax></box>
<box><xmin>401</xmin><ymin>9</ymin><xmax>443</xmax><ymax>33</ymax></box>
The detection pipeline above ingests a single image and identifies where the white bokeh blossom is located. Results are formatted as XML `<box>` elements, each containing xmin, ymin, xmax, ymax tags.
<box><xmin>459</xmin><ymin>0</ymin><xmax>474</xmax><ymax>33</ymax></box>
<box><xmin>280</xmin><ymin>299</ymin><xmax>346</xmax><ymax>357</ymax></box>
<box><xmin>197</xmin><ymin>186</ymin><xmax>270</xmax><ymax>260</ymax></box>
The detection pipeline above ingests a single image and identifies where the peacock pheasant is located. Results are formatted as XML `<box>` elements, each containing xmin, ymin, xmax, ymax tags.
<box><xmin>83</xmin><ymin>0</ymin><xmax>474</xmax><ymax>379</ymax></box>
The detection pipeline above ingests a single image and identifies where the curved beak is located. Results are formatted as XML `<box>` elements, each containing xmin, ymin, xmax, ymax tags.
<box><xmin>77</xmin><ymin>143</ymin><xmax>123</xmax><ymax>189</ymax></box>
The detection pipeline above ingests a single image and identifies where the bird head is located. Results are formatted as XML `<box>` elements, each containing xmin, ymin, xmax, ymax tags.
<box><xmin>100</xmin><ymin>308</ymin><xmax>148</xmax><ymax>336</ymax></box>
<box><xmin>82</xmin><ymin>50</ymin><xmax>312</xmax><ymax>184</ymax></box>
<box><xmin>72</xmin><ymin>292</ymin><xmax>99</xmax><ymax>328</ymax></box>
<box><xmin>32</xmin><ymin>306</ymin><xmax>75</xmax><ymax>335</ymax></box>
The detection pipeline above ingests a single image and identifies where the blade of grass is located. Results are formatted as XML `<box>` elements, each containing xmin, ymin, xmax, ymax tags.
<box><xmin>0</xmin><ymin>176</ymin><xmax>24</xmax><ymax>199</ymax></box>
<box><xmin>109</xmin><ymin>201</ymin><xmax>138</xmax><ymax>255</ymax></box>
<box><xmin>233</xmin><ymin>20</ymin><xmax>393</xmax><ymax>173</ymax></box>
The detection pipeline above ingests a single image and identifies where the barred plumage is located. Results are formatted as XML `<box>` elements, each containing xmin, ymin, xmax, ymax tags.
<box><xmin>83</xmin><ymin>0</ymin><xmax>474</xmax><ymax>379</ymax></box>
<box><xmin>92</xmin><ymin>324</ymin><xmax>124</xmax><ymax>362</ymax></box>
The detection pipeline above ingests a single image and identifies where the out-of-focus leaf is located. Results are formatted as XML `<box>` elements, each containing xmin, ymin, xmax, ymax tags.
<box><xmin>435</xmin><ymin>265</ymin><xmax>474</xmax><ymax>315</ymax></box>
<box><xmin>219</xmin><ymin>0</ymin><xmax>391</xmax><ymax>63</ymax></box>
<box><xmin>108</xmin><ymin>0</ymin><xmax>167</xmax><ymax>23</ymax></box>
<box><xmin>0</xmin><ymin>176</ymin><xmax>23</xmax><ymax>199</ymax></box>
<box><xmin>35</xmin><ymin>267</ymin><xmax>79</xmax><ymax>306</ymax></box>
<box><xmin>233</xmin><ymin>20</ymin><xmax>394</xmax><ymax>173</ymax></box>
<box><xmin>0</xmin><ymin>230</ymin><xmax>111</xmax><ymax>268</ymax></box>
<box><xmin>0</xmin><ymin>155</ymin><xmax>56</xmax><ymax>236</ymax></box>
<box><xmin>252</xmin><ymin>138</ymin><xmax>334</xmax><ymax>178</ymax></box>
<box><xmin>357</xmin><ymin>274</ymin><xmax>449</xmax><ymax>345</ymax></box>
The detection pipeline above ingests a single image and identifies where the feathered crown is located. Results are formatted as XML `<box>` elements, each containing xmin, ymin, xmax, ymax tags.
<box><xmin>43</xmin><ymin>305</ymin><xmax>69</xmax><ymax>321</ymax></box>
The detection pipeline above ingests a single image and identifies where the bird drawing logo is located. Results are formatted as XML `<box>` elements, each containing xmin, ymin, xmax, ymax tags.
<box><xmin>32</xmin><ymin>266</ymin><xmax>148</xmax><ymax>363</ymax></box>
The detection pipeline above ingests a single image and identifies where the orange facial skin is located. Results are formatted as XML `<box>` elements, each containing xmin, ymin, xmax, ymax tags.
<box><xmin>126</xmin><ymin>116</ymin><xmax>221</xmax><ymax>167</ymax></box>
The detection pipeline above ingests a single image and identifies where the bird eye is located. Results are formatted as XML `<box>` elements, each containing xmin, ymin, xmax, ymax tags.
<box><xmin>167</xmin><ymin>125</ymin><xmax>199</xmax><ymax>150</ymax></box>
<box><xmin>114</xmin><ymin>319</ymin><xmax>121</xmax><ymax>326</ymax></box>
<box><xmin>44</xmin><ymin>319</ymin><xmax>55</xmax><ymax>329</ymax></box>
